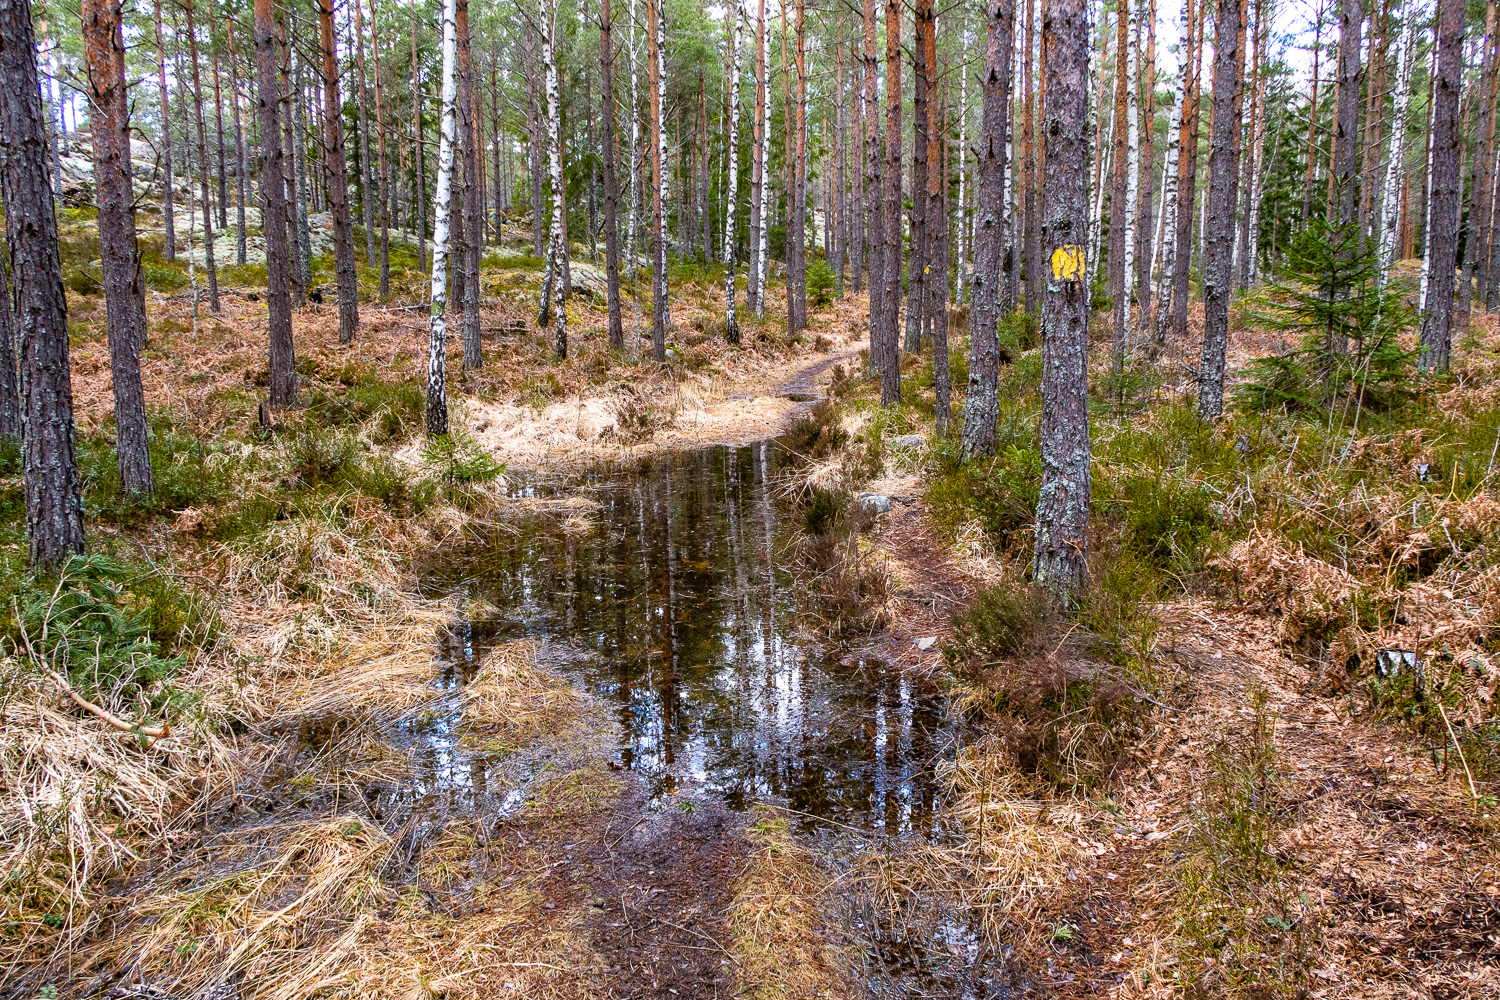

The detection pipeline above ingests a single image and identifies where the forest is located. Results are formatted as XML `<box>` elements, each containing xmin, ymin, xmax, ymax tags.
<box><xmin>1</xmin><ymin>0</ymin><xmax>1499</xmax><ymax>995</ymax></box>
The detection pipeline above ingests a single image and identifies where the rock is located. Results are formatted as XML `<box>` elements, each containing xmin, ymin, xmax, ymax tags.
<box><xmin>856</xmin><ymin>492</ymin><xmax>893</xmax><ymax>514</ymax></box>
<box><xmin>890</xmin><ymin>434</ymin><xmax>925</xmax><ymax>450</ymax></box>
<box><xmin>915</xmin><ymin>636</ymin><xmax>938</xmax><ymax>651</ymax></box>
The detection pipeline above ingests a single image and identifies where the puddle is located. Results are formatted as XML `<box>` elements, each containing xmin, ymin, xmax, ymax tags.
<box><xmin>424</xmin><ymin>441</ymin><xmax>959</xmax><ymax>838</ymax></box>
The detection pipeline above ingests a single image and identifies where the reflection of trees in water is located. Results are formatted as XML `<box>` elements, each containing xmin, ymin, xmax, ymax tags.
<box><xmin>442</xmin><ymin>443</ymin><xmax>952</xmax><ymax>836</ymax></box>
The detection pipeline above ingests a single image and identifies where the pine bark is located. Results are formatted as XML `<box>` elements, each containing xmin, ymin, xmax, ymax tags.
<box><xmin>1033</xmin><ymin>0</ymin><xmax>1091</xmax><ymax>596</ymax></box>
<box><xmin>863</xmin><ymin>0</ymin><xmax>881</xmax><ymax>319</ymax></box>
<box><xmin>602</xmin><ymin>0</ymin><xmax>625</xmax><ymax>349</ymax></box>
<box><xmin>0</xmin><ymin>257</ymin><xmax>17</xmax><ymax>443</ymax></box>
<box><xmin>182</xmin><ymin>4</ymin><xmax>221</xmax><ymax>315</ymax></box>
<box><xmin>1134</xmin><ymin>0</ymin><xmax>1157</xmax><ymax>323</ymax></box>
<box><xmin>226</xmin><ymin>15</ymin><xmax>248</xmax><ymax>266</ymax></box>
<box><xmin>962</xmin><ymin>0</ymin><xmax>1012</xmax><ymax>460</ymax></box>
<box><xmin>427</xmin><ymin>0</ymin><xmax>459</xmax><ymax>433</ymax></box>
<box><xmin>1170</xmin><ymin>0</ymin><xmax>1203</xmax><ymax>341</ymax></box>
<box><xmin>877</xmin><ymin>0</ymin><xmax>903</xmax><ymax>404</ymax></box>
<box><xmin>1197</xmin><ymin>0</ymin><xmax>1243</xmax><ymax>418</ymax></box>
<box><xmin>927</xmin><ymin>15</ymin><xmax>949</xmax><ymax>433</ymax></box>
<box><xmin>1108</xmin><ymin>0</ymin><xmax>1130</xmax><ymax>366</ymax></box>
<box><xmin>1421</xmin><ymin>0</ymin><xmax>1464</xmax><ymax>371</ymax></box>
<box><xmin>1332</xmin><ymin>0</ymin><xmax>1362</xmax><ymax>234</ymax></box>
<box><xmin>153</xmin><ymin>0</ymin><xmax>175</xmax><ymax>261</ymax></box>
<box><xmin>1460</xmin><ymin>2</ymin><xmax>1498</xmax><ymax>323</ymax></box>
<box><xmin>647</xmin><ymin>0</ymin><xmax>670</xmax><ymax>361</ymax></box>
<box><xmin>366</xmin><ymin>0</ymin><xmax>392</xmax><ymax>297</ymax></box>
<box><xmin>791</xmin><ymin>0</ymin><xmax>808</xmax><ymax>329</ymax></box>
<box><xmin>456</xmin><ymin>0</ymin><xmax>482</xmax><ymax>368</ymax></box>
<box><xmin>1022</xmin><ymin>0</ymin><xmax>1042</xmax><ymax>314</ymax></box>
<box><xmin>82</xmin><ymin>0</ymin><xmax>153</xmax><ymax>496</ymax></box>
<box><xmin>354</xmin><ymin>2</ymin><xmax>378</xmax><ymax>269</ymax></box>
<box><xmin>907</xmin><ymin>0</ymin><xmax>932</xmax><ymax>354</ymax></box>
<box><xmin>313</xmin><ymin>0</ymin><xmax>358</xmax><ymax>342</ymax></box>
<box><xmin>212</xmin><ymin>47</ymin><xmax>228</xmax><ymax>232</ymax></box>
<box><xmin>1301</xmin><ymin>2</ymin><xmax>1325</xmax><ymax>225</ymax></box>
<box><xmin>2</xmin><ymin>0</ymin><xmax>83</xmax><ymax>566</ymax></box>
<box><xmin>253</xmin><ymin>0</ymin><xmax>296</xmax><ymax>408</ymax></box>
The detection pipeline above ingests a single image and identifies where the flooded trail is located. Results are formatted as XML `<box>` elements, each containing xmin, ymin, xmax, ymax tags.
<box><xmin>425</xmin><ymin>441</ymin><xmax>956</xmax><ymax>836</ymax></box>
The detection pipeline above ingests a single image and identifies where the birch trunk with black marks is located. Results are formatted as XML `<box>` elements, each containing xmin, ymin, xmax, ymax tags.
<box><xmin>1033</xmin><ymin>0</ymin><xmax>1092</xmax><ymax>597</ymax></box>
<box><xmin>747</xmin><ymin>0</ymin><xmax>766</xmax><ymax>316</ymax></box>
<box><xmin>1171</xmin><ymin>0</ymin><xmax>1203</xmax><ymax>341</ymax></box>
<box><xmin>722</xmin><ymin>0</ymin><xmax>742</xmax><ymax>345</ymax></box>
<box><xmin>543</xmin><ymin>0</ymin><xmax>569</xmax><ymax>358</ymax></box>
<box><xmin>602</xmin><ymin>0</ymin><xmax>626</xmax><ymax>349</ymax></box>
<box><xmin>1378</xmin><ymin>4</ymin><xmax>1414</xmax><ymax>277</ymax></box>
<box><xmin>426</xmin><ymin>0</ymin><xmax>459</xmax><ymax>434</ymax></box>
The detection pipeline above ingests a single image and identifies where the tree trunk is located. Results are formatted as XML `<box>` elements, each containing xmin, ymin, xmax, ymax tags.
<box><xmin>747</xmin><ymin>0</ymin><xmax>767</xmax><ymax>317</ymax></box>
<box><xmin>1332</xmin><ymin>0</ymin><xmax>1362</xmax><ymax>235</ymax></box>
<box><xmin>456</xmin><ymin>0</ymin><xmax>482</xmax><ymax>368</ymax></box>
<box><xmin>314</xmin><ymin>0</ymin><xmax>359</xmax><ymax>343</ymax></box>
<box><xmin>412</xmin><ymin>0</ymin><xmax>429</xmax><ymax>271</ymax></box>
<box><xmin>1033</xmin><ymin>0</ymin><xmax>1091</xmax><ymax>597</ymax></box>
<box><xmin>427</xmin><ymin>0</ymin><xmax>459</xmax><ymax>434</ymax></box>
<box><xmin>153</xmin><ymin>0</ymin><xmax>176</xmax><ymax>261</ymax></box>
<box><xmin>1378</xmin><ymin>3</ymin><xmax>1415</xmax><ymax>276</ymax></box>
<box><xmin>226</xmin><ymin>14</ymin><xmax>248</xmax><ymax>266</ymax></box>
<box><xmin>81</xmin><ymin>0</ymin><xmax>152</xmax><ymax>497</ymax></box>
<box><xmin>962</xmin><ymin>0</ymin><xmax>1012</xmax><ymax>460</ymax></box>
<box><xmin>1134</xmin><ymin>0</ymin><xmax>1157</xmax><ymax>324</ymax></box>
<box><xmin>927</xmin><ymin>16</ymin><xmax>949</xmax><ymax>433</ymax></box>
<box><xmin>1022</xmin><ymin>0</ymin><xmax>1042</xmax><ymax>314</ymax></box>
<box><xmin>1171</xmin><ymin>0</ymin><xmax>1203</xmax><ymax>342</ymax></box>
<box><xmin>793</xmin><ymin>0</ymin><xmax>808</xmax><ymax>327</ymax></box>
<box><xmin>0</xmin><ymin>256</ymin><xmax>17</xmax><ymax>443</ymax></box>
<box><xmin>1108</xmin><ymin>0</ymin><xmax>1130</xmax><ymax>368</ymax></box>
<box><xmin>366</xmin><ymin>0</ymin><xmax>392</xmax><ymax>297</ymax></box>
<box><xmin>603</xmin><ymin>0</ymin><xmax>626</xmax><ymax>349</ymax></box>
<box><xmin>834</xmin><ymin>26</ymin><xmax>847</xmax><ymax>297</ymax></box>
<box><xmin>954</xmin><ymin>18</ymin><xmax>968</xmax><ymax>304</ymax></box>
<box><xmin>627</xmin><ymin>0</ymin><xmax>641</xmax><ymax>288</ymax></box>
<box><xmin>212</xmin><ymin>47</ymin><xmax>228</xmax><ymax>232</ymax></box>
<box><xmin>877</xmin><ymin>0</ymin><xmax>903</xmax><ymax>404</ymax></box>
<box><xmin>907</xmin><ymin>0</ymin><xmax>932</xmax><ymax>354</ymax></box>
<box><xmin>1301</xmin><ymin>2</ymin><xmax>1325</xmax><ymax>226</ymax></box>
<box><xmin>183</xmin><ymin>3</ymin><xmax>221</xmax><ymax>317</ymax></box>
<box><xmin>355</xmin><ymin>2</ymin><xmax>378</xmax><ymax>269</ymax></box>
<box><xmin>1197</xmin><ymin>0</ymin><xmax>1243</xmax><ymax>418</ymax></box>
<box><xmin>648</xmin><ymin>0</ymin><xmax>670</xmax><ymax>360</ymax></box>
<box><xmin>863</xmin><ymin>0</ymin><xmax>881</xmax><ymax>323</ymax></box>
<box><xmin>1151</xmin><ymin>1</ymin><xmax>1186</xmax><ymax>342</ymax></box>
<box><xmin>1421</xmin><ymin>0</ymin><xmax>1464</xmax><ymax>372</ymax></box>
<box><xmin>253</xmin><ymin>0</ymin><xmax>296</xmax><ymax>408</ymax></box>
<box><xmin>781</xmin><ymin>0</ymin><xmax>796</xmax><ymax>331</ymax></box>
<box><xmin>1460</xmin><ymin>2</ymin><xmax>1498</xmax><ymax>323</ymax></box>
<box><xmin>1358</xmin><ymin>0</ymin><xmax>1388</xmax><ymax>238</ymax></box>
<box><xmin>1</xmin><ymin>0</ymin><xmax>84</xmax><ymax>566</ymax></box>
<box><xmin>722</xmin><ymin>0</ymin><xmax>742</xmax><ymax>344</ymax></box>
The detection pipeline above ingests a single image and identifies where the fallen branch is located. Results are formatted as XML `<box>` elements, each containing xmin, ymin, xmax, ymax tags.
<box><xmin>43</xmin><ymin>668</ymin><xmax>170</xmax><ymax>744</ymax></box>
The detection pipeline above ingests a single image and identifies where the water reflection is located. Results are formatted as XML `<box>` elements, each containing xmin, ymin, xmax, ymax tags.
<box><xmin>430</xmin><ymin>442</ymin><xmax>954</xmax><ymax>836</ymax></box>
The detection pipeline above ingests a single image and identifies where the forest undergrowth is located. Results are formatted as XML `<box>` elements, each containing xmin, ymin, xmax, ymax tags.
<box><xmin>4</xmin><ymin>216</ymin><xmax>1499</xmax><ymax>999</ymax></box>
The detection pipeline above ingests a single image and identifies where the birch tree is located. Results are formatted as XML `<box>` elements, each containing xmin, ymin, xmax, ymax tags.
<box><xmin>426</xmin><ymin>0</ymin><xmax>460</xmax><ymax>435</ymax></box>
<box><xmin>647</xmin><ymin>0</ymin><xmax>670</xmax><ymax>361</ymax></box>
<box><xmin>723</xmin><ymin>0</ymin><xmax>743</xmax><ymax>344</ymax></box>
<box><xmin>1379</xmin><ymin>5</ymin><xmax>1415</xmax><ymax>276</ymax></box>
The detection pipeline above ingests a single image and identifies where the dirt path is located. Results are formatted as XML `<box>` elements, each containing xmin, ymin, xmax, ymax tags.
<box><xmin>461</xmin><ymin>335</ymin><xmax>866</xmax><ymax>469</ymax></box>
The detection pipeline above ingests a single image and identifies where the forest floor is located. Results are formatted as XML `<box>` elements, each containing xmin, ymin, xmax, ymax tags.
<box><xmin>3</xmin><ymin>225</ymin><xmax>1499</xmax><ymax>1000</ymax></box>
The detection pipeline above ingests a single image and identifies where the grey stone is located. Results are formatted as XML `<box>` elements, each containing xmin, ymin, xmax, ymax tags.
<box><xmin>890</xmin><ymin>434</ymin><xmax>925</xmax><ymax>450</ymax></box>
<box><xmin>856</xmin><ymin>492</ymin><xmax>893</xmax><ymax>514</ymax></box>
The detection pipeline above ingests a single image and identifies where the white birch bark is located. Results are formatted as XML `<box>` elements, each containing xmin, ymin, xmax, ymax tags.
<box><xmin>724</xmin><ymin>1</ymin><xmax>743</xmax><ymax>339</ymax></box>
<box><xmin>1419</xmin><ymin>34</ymin><xmax>1439</xmax><ymax>308</ymax></box>
<box><xmin>1151</xmin><ymin>0</ymin><xmax>1191</xmax><ymax>336</ymax></box>
<box><xmin>426</xmin><ymin>0</ymin><xmax>459</xmax><ymax>436</ymax></box>
<box><xmin>1244</xmin><ymin>61</ymin><xmax>1269</xmax><ymax>285</ymax></box>
<box><xmin>653</xmin><ymin>0</ymin><xmax>671</xmax><ymax>330</ymax></box>
<box><xmin>956</xmin><ymin>15</ymin><xmax>969</xmax><ymax>303</ymax></box>
<box><xmin>627</xmin><ymin>0</ymin><xmax>641</xmax><ymax>285</ymax></box>
<box><xmin>756</xmin><ymin>4</ymin><xmax>772</xmax><ymax>318</ymax></box>
<box><xmin>545</xmin><ymin>0</ymin><xmax>568</xmax><ymax>357</ymax></box>
<box><xmin>1379</xmin><ymin>7</ymin><xmax>1416</xmax><ymax>277</ymax></box>
<box><xmin>1121</xmin><ymin>0</ymin><xmax>1140</xmax><ymax>343</ymax></box>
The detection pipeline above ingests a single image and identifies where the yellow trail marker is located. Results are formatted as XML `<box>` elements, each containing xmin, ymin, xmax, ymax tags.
<box><xmin>1051</xmin><ymin>244</ymin><xmax>1084</xmax><ymax>282</ymax></box>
